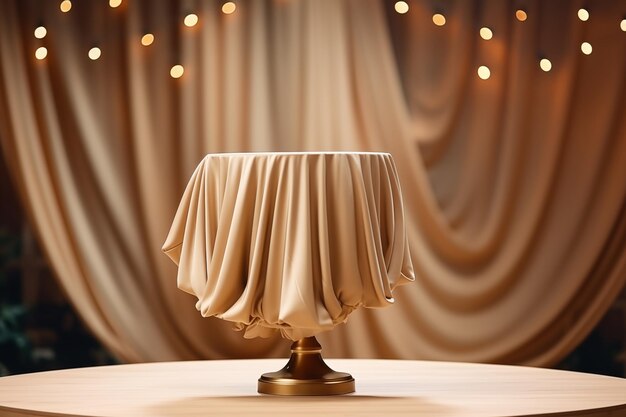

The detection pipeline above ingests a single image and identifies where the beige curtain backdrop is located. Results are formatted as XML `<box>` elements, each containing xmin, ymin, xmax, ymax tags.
<box><xmin>1</xmin><ymin>0</ymin><xmax>625</xmax><ymax>365</ymax></box>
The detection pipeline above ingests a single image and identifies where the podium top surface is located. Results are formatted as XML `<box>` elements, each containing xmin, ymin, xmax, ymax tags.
<box><xmin>1</xmin><ymin>359</ymin><xmax>626</xmax><ymax>417</ymax></box>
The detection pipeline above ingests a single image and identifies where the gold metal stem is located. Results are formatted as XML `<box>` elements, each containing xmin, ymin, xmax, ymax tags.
<box><xmin>257</xmin><ymin>336</ymin><xmax>355</xmax><ymax>395</ymax></box>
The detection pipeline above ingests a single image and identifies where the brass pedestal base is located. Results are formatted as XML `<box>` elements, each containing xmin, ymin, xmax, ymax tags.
<box><xmin>258</xmin><ymin>337</ymin><xmax>355</xmax><ymax>396</ymax></box>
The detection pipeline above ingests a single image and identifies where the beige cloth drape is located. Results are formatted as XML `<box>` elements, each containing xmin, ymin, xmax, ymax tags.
<box><xmin>162</xmin><ymin>152</ymin><xmax>414</xmax><ymax>340</ymax></box>
<box><xmin>1</xmin><ymin>0</ymin><xmax>625</xmax><ymax>365</ymax></box>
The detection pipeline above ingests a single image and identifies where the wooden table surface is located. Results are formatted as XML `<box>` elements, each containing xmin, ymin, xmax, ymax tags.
<box><xmin>1</xmin><ymin>359</ymin><xmax>626</xmax><ymax>416</ymax></box>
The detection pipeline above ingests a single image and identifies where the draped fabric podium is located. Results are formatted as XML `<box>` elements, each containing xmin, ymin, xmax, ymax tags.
<box><xmin>162</xmin><ymin>152</ymin><xmax>414</xmax><ymax>394</ymax></box>
<box><xmin>162</xmin><ymin>152</ymin><xmax>414</xmax><ymax>338</ymax></box>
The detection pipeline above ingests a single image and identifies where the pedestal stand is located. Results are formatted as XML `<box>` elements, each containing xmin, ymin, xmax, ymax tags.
<box><xmin>258</xmin><ymin>337</ymin><xmax>355</xmax><ymax>395</ymax></box>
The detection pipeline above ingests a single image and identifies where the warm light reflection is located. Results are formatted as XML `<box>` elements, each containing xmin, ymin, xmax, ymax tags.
<box><xmin>109</xmin><ymin>0</ymin><xmax>122</xmax><ymax>8</ymax></box>
<box><xmin>394</xmin><ymin>1</ymin><xmax>409</xmax><ymax>14</ymax></box>
<box><xmin>35</xmin><ymin>46</ymin><xmax>48</xmax><ymax>60</ymax></box>
<box><xmin>515</xmin><ymin>10</ymin><xmax>527</xmax><ymax>22</ymax></box>
<box><xmin>60</xmin><ymin>0</ymin><xmax>72</xmax><ymax>12</ymax></box>
<box><xmin>432</xmin><ymin>13</ymin><xmax>446</xmax><ymax>26</ymax></box>
<box><xmin>184</xmin><ymin>13</ymin><xmax>198</xmax><ymax>27</ymax></box>
<box><xmin>222</xmin><ymin>2</ymin><xmax>236</xmax><ymax>14</ymax></box>
<box><xmin>170</xmin><ymin>65</ymin><xmax>184</xmax><ymax>78</ymax></box>
<box><xmin>578</xmin><ymin>8</ymin><xmax>589</xmax><ymax>22</ymax></box>
<box><xmin>34</xmin><ymin>26</ymin><xmax>47</xmax><ymax>39</ymax></box>
<box><xmin>88</xmin><ymin>47</ymin><xmax>101</xmax><ymax>60</ymax></box>
<box><xmin>141</xmin><ymin>33</ymin><xmax>154</xmax><ymax>46</ymax></box>
<box><xmin>540</xmin><ymin>58</ymin><xmax>552</xmax><ymax>72</ymax></box>
<box><xmin>477</xmin><ymin>66</ymin><xmax>490</xmax><ymax>80</ymax></box>
<box><xmin>621</xmin><ymin>19</ymin><xmax>626</xmax><ymax>32</ymax></box>
<box><xmin>581</xmin><ymin>42</ymin><xmax>592</xmax><ymax>55</ymax></box>
<box><xmin>479</xmin><ymin>27</ymin><xmax>493</xmax><ymax>40</ymax></box>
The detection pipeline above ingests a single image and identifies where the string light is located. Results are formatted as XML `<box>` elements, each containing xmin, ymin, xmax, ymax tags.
<box><xmin>170</xmin><ymin>65</ymin><xmax>184</xmax><ymax>78</ymax></box>
<box><xmin>35</xmin><ymin>46</ymin><xmax>48</xmax><ymax>60</ymax></box>
<box><xmin>88</xmin><ymin>47</ymin><xmax>101</xmax><ymax>60</ymax></box>
<box><xmin>40</xmin><ymin>2</ymin><xmax>622</xmax><ymax>72</ymax></box>
<box><xmin>394</xmin><ymin>1</ymin><xmax>409</xmax><ymax>14</ymax></box>
<box><xmin>432</xmin><ymin>13</ymin><xmax>446</xmax><ymax>26</ymax></box>
<box><xmin>222</xmin><ymin>2</ymin><xmax>236</xmax><ymax>14</ymax></box>
<box><xmin>184</xmin><ymin>13</ymin><xmax>198</xmax><ymax>27</ymax></box>
<box><xmin>578</xmin><ymin>8</ymin><xmax>589</xmax><ymax>22</ymax></box>
<box><xmin>60</xmin><ymin>0</ymin><xmax>72</xmax><ymax>12</ymax></box>
<box><xmin>34</xmin><ymin>26</ymin><xmax>47</xmax><ymax>39</ymax></box>
<box><xmin>477</xmin><ymin>66</ymin><xmax>491</xmax><ymax>80</ymax></box>
<box><xmin>141</xmin><ymin>33</ymin><xmax>154</xmax><ymax>46</ymax></box>
<box><xmin>479</xmin><ymin>27</ymin><xmax>493</xmax><ymax>40</ymax></box>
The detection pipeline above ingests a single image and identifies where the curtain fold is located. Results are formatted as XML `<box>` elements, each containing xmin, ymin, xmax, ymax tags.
<box><xmin>1</xmin><ymin>0</ymin><xmax>625</xmax><ymax>366</ymax></box>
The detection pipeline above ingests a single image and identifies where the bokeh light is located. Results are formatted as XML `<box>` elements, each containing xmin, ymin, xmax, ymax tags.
<box><xmin>479</xmin><ymin>27</ymin><xmax>493</xmax><ymax>40</ymax></box>
<box><xmin>578</xmin><ymin>8</ymin><xmax>589</xmax><ymax>22</ymax></box>
<box><xmin>60</xmin><ymin>0</ymin><xmax>72</xmax><ymax>13</ymax></box>
<box><xmin>34</xmin><ymin>26</ymin><xmax>47</xmax><ymax>39</ymax></box>
<box><xmin>141</xmin><ymin>33</ymin><xmax>154</xmax><ymax>46</ymax></box>
<box><xmin>515</xmin><ymin>10</ymin><xmax>527</xmax><ymax>22</ymax></box>
<box><xmin>581</xmin><ymin>42</ymin><xmax>592</xmax><ymax>55</ymax></box>
<box><xmin>432</xmin><ymin>13</ymin><xmax>446</xmax><ymax>26</ymax></box>
<box><xmin>88</xmin><ymin>47</ymin><xmax>101</xmax><ymax>60</ymax></box>
<box><xmin>170</xmin><ymin>65</ymin><xmax>184</xmax><ymax>79</ymax></box>
<box><xmin>184</xmin><ymin>14</ymin><xmax>198</xmax><ymax>27</ymax></box>
<box><xmin>394</xmin><ymin>1</ymin><xmax>409</xmax><ymax>14</ymax></box>
<box><xmin>540</xmin><ymin>58</ymin><xmax>552</xmax><ymax>72</ymax></box>
<box><xmin>477</xmin><ymin>66</ymin><xmax>491</xmax><ymax>80</ymax></box>
<box><xmin>35</xmin><ymin>46</ymin><xmax>48</xmax><ymax>60</ymax></box>
<box><xmin>222</xmin><ymin>2</ymin><xmax>236</xmax><ymax>14</ymax></box>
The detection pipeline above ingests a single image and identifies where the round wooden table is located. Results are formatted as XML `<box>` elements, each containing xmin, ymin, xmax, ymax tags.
<box><xmin>1</xmin><ymin>359</ymin><xmax>625</xmax><ymax>416</ymax></box>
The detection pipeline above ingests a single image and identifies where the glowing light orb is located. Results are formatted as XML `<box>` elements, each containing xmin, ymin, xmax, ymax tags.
<box><xmin>540</xmin><ymin>58</ymin><xmax>552</xmax><ymax>72</ymax></box>
<box><xmin>477</xmin><ymin>66</ymin><xmax>491</xmax><ymax>80</ymax></box>
<box><xmin>394</xmin><ymin>1</ymin><xmax>409</xmax><ymax>14</ymax></box>
<box><xmin>433</xmin><ymin>13</ymin><xmax>446</xmax><ymax>26</ymax></box>
<box><xmin>170</xmin><ymin>65</ymin><xmax>185</xmax><ymax>79</ymax></box>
